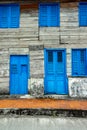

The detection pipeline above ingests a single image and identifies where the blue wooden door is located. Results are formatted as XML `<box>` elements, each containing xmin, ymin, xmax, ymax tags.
<box><xmin>45</xmin><ymin>51</ymin><xmax>55</xmax><ymax>93</ymax></box>
<box><xmin>45</xmin><ymin>49</ymin><xmax>68</xmax><ymax>94</ymax></box>
<box><xmin>10</xmin><ymin>55</ymin><xmax>29</xmax><ymax>95</ymax></box>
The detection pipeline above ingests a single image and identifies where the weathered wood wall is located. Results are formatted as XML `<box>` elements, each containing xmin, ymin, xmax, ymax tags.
<box><xmin>0</xmin><ymin>0</ymin><xmax>87</xmax><ymax>96</ymax></box>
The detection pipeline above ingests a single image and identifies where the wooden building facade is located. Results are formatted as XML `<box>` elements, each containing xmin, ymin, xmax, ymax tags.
<box><xmin>0</xmin><ymin>0</ymin><xmax>87</xmax><ymax>98</ymax></box>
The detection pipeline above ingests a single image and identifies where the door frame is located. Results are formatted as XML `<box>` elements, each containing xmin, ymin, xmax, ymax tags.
<box><xmin>44</xmin><ymin>48</ymin><xmax>68</xmax><ymax>94</ymax></box>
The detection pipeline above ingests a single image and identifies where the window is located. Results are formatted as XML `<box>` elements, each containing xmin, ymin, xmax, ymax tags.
<box><xmin>79</xmin><ymin>2</ymin><xmax>87</xmax><ymax>26</ymax></box>
<box><xmin>57</xmin><ymin>52</ymin><xmax>62</xmax><ymax>62</ymax></box>
<box><xmin>0</xmin><ymin>4</ymin><xmax>20</xmax><ymax>28</ymax></box>
<box><xmin>39</xmin><ymin>3</ymin><xmax>60</xmax><ymax>27</ymax></box>
<box><xmin>72</xmin><ymin>49</ymin><xmax>87</xmax><ymax>76</ymax></box>
<box><xmin>48</xmin><ymin>52</ymin><xmax>53</xmax><ymax>62</ymax></box>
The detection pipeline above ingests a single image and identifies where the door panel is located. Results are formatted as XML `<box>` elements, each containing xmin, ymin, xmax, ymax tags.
<box><xmin>10</xmin><ymin>56</ymin><xmax>19</xmax><ymax>94</ymax></box>
<box><xmin>45</xmin><ymin>49</ymin><xmax>68</xmax><ymax>95</ymax></box>
<box><xmin>45</xmin><ymin>51</ymin><xmax>55</xmax><ymax>93</ymax></box>
<box><xmin>56</xmin><ymin>77</ymin><xmax>66</xmax><ymax>94</ymax></box>
<box><xmin>56</xmin><ymin>51</ymin><xmax>67</xmax><ymax>94</ymax></box>
<box><xmin>46</xmin><ymin>76</ymin><xmax>55</xmax><ymax>93</ymax></box>
<box><xmin>20</xmin><ymin>65</ymin><xmax>28</xmax><ymax>94</ymax></box>
<box><xmin>10</xmin><ymin>55</ymin><xmax>29</xmax><ymax>95</ymax></box>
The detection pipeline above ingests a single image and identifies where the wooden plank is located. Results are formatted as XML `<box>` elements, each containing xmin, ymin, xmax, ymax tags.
<box><xmin>20</xmin><ymin>4</ymin><xmax>38</xmax><ymax>10</ymax></box>
<box><xmin>60</xmin><ymin>2</ymin><xmax>78</xmax><ymax>8</ymax></box>
<box><xmin>60</xmin><ymin>17</ymin><xmax>78</xmax><ymax>22</ymax></box>
<box><xmin>40</xmin><ymin>27</ymin><xmax>60</xmax><ymax>35</ymax></box>
<box><xmin>40</xmin><ymin>35</ymin><xmax>60</xmax><ymax>40</ymax></box>
<box><xmin>0</xmin><ymin>78</ymin><xmax>9</xmax><ymax>83</ymax></box>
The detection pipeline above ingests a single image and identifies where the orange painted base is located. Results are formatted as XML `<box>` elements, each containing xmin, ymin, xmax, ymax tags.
<box><xmin>0</xmin><ymin>99</ymin><xmax>87</xmax><ymax>110</ymax></box>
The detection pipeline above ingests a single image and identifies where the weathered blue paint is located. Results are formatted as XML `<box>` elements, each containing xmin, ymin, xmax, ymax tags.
<box><xmin>79</xmin><ymin>2</ymin><xmax>87</xmax><ymax>26</ymax></box>
<box><xmin>44</xmin><ymin>49</ymin><xmax>68</xmax><ymax>95</ymax></box>
<box><xmin>0</xmin><ymin>4</ymin><xmax>20</xmax><ymax>28</ymax></box>
<box><xmin>39</xmin><ymin>3</ymin><xmax>60</xmax><ymax>27</ymax></box>
<box><xmin>72</xmin><ymin>49</ymin><xmax>86</xmax><ymax>76</ymax></box>
<box><xmin>10</xmin><ymin>55</ymin><xmax>29</xmax><ymax>95</ymax></box>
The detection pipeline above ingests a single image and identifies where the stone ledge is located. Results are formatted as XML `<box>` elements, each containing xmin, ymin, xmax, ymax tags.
<box><xmin>0</xmin><ymin>95</ymin><xmax>87</xmax><ymax>100</ymax></box>
<box><xmin>0</xmin><ymin>109</ymin><xmax>87</xmax><ymax>118</ymax></box>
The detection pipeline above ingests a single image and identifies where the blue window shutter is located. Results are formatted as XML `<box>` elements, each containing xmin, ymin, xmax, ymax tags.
<box><xmin>10</xmin><ymin>4</ymin><xmax>20</xmax><ymax>28</ymax></box>
<box><xmin>79</xmin><ymin>3</ymin><xmax>87</xmax><ymax>26</ymax></box>
<box><xmin>72</xmin><ymin>50</ymin><xmax>79</xmax><ymax>76</ymax></box>
<box><xmin>72</xmin><ymin>49</ymin><xmax>86</xmax><ymax>76</ymax></box>
<box><xmin>0</xmin><ymin>4</ymin><xmax>20</xmax><ymax>28</ymax></box>
<box><xmin>0</xmin><ymin>6</ymin><xmax>9</xmax><ymax>28</ymax></box>
<box><xmin>39</xmin><ymin>4</ymin><xmax>48</xmax><ymax>26</ymax></box>
<box><xmin>79</xmin><ymin>50</ymin><xmax>86</xmax><ymax>75</ymax></box>
<box><xmin>39</xmin><ymin>3</ymin><xmax>60</xmax><ymax>27</ymax></box>
<box><xmin>86</xmin><ymin>49</ymin><xmax>87</xmax><ymax>75</ymax></box>
<box><xmin>49</xmin><ymin>4</ymin><xmax>59</xmax><ymax>26</ymax></box>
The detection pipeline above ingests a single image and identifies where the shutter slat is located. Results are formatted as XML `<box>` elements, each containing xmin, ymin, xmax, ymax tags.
<box><xmin>50</xmin><ymin>5</ymin><xmax>58</xmax><ymax>26</ymax></box>
<box><xmin>10</xmin><ymin>5</ymin><xmax>20</xmax><ymax>28</ymax></box>
<box><xmin>39</xmin><ymin>5</ymin><xmax>48</xmax><ymax>26</ymax></box>
<box><xmin>49</xmin><ymin>4</ymin><xmax>59</xmax><ymax>26</ymax></box>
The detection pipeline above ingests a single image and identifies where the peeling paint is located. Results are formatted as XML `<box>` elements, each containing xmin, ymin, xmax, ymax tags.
<box><xmin>69</xmin><ymin>78</ymin><xmax>87</xmax><ymax>97</ymax></box>
<box><xmin>29</xmin><ymin>78</ymin><xmax>44</xmax><ymax>96</ymax></box>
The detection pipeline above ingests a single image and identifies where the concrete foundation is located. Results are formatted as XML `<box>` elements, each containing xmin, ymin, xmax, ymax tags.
<box><xmin>69</xmin><ymin>78</ymin><xmax>87</xmax><ymax>98</ymax></box>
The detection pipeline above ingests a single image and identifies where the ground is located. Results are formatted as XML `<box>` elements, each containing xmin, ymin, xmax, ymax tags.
<box><xmin>0</xmin><ymin>117</ymin><xmax>87</xmax><ymax>130</ymax></box>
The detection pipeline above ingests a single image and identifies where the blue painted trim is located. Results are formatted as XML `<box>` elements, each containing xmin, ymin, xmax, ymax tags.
<box><xmin>71</xmin><ymin>49</ymin><xmax>73</xmax><ymax>76</ymax></box>
<box><xmin>86</xmin><ymin>49</ymin><xmax>87</xmax><ymax>75</ymax></box>
<box><xmin>44</xmin><ymin>48</ymin><xmax>65</xmax><ymax>51</ymax></box>
<box><xmin>28</xmin><ymin>55</ymin><xmax>30</xmax><ymax>79</ymax></box>
<box><xmin>44</xmin><ymin>48</ymin><xmax>47</xmax><ymax>94</ymax></box>
<box><xmin>9</xmin><ymin>55</ymin><xmax>11</xmax><ymax>94</ymax></box>
<box><xmin>63</xmin><ymin>49</ymin><xmax>68</xmax><ymax>94</ymax></box>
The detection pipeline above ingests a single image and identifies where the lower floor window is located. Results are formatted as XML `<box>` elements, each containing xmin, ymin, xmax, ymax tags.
<box><xmin>72</xmin><ymin>49</ymin><xmax>87</xmax><ymax>76</ymax></box>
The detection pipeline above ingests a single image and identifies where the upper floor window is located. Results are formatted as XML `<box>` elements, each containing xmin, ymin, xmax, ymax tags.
<box><xmin>72</xmin><ymin>49</ymin><xmax>87</xmax><ymax>76</ymax></box>
<box><xmin>79</xmin><ymin>2</ymin><xmax>87</xmax><ymax>26</ymax></box>
<box><xmin>39</xmin><ymin>3</ymin><xmax>60</xmax><ymax>27</ymax></box>
<box><xmin>0</xmin><ymin>4</ymin><xmax>20</xmax><ymax>28</ymax></box>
